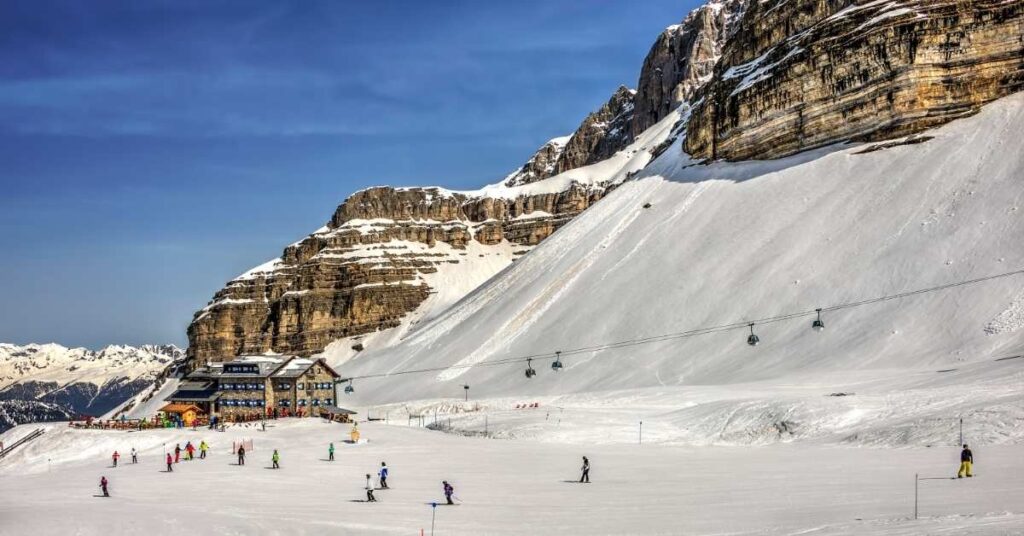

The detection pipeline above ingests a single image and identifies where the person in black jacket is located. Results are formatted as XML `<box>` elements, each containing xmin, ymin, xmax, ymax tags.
<box><xmin>579</xmin><ymin>456</ymin><xmax>590</xmax><ymax>483</ymax></box>
<box><xmin>957</xmin><ymin>444</ymin><xmax>973</xmax><ymax>478</ymax></box>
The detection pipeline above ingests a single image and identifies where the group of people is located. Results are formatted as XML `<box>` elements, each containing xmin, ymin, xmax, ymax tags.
<box><xmin>109</xmin><ymin>448</ymin><xmax>139</xmax><ymax>467</ymax></box>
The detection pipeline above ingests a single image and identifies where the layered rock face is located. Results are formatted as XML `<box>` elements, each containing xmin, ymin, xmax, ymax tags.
<box><xmin>185</xmin><ymin>0</ymin><xmax>773</xmax><ymax>364</ymax></box>
<box><xmin>187</xmin><ymin>183</ymin><xmax>612</xmax><ymax>362</ymax></box>
<box><xmin>631</xmin><ymin>0</ymin><xmax>750</xmax><ymax>137</ymax></box>
<box><xmin>685</xmin><ymin>0</ymin><xmax>1024</xmax><ymax>161</ymax></box>
<box><xmin>503</xmin><ymin>86</ymin><xmax>637</xmax><ymax>187</ymax></box>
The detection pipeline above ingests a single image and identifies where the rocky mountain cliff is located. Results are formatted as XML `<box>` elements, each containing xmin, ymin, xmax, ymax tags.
<box><xmin>188</xmin><ymin>0</ymin><xmax>1022</xmax><ymax>366</ymax></box>
<box><xmin>186</xmin><ymin>0</ymin><xmax>750</xmax><ymax>364</ymax></box>
<box><xmin>631</xmin><ymin>0</ymin><xmax>749</xmax><ymax>137</ymax></box>
<box><xmin>685</xmin><ymin>0</ymin><xmax>1024</xmax><ymax>161</ymax></box>
<box><xmin>0</xmin><ymin>343</ymin><xmax>184</xmax><ymax>429</ymax></box>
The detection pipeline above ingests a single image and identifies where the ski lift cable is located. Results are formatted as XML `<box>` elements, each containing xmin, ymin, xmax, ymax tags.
<box><xmin>341</xmin><ymin>267</ymin><xmax>1024</xmax><ymax>382</ymax></box>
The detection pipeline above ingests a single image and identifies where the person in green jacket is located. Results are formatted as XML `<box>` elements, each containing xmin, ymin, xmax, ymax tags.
<box><xmin>328</xmin><ymin>443</ymin><xmax>335</xmax><ymax>462</ymax></box>
<box><xmin>272</xmin><ymin>449</ymin><xmax>280</xmax><ymax>469</ymax></box>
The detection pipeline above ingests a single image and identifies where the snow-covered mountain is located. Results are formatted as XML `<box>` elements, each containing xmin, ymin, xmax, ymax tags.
<box><xmin>0</xmin><ymin>343</ymin><xmax>184</xmax><ymax>430</ymax></box>
<box><xmin>186</xmin><ymin>0</ymin><xmax>749</xmax><ymax>363</ymax></box>
<box><xmin>182</xmin><ymin>0</ymin><xmax>1024</xmax><ymax>447</ymax></box>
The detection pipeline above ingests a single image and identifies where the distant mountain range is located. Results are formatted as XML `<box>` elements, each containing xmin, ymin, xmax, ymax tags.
<box><xmin>0</xmin><ymin>343</ymin><xmax>184</xmax><ymax>432</ymax></box>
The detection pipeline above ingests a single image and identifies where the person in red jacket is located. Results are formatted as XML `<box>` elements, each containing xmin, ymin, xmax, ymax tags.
<box><xmin>99</xmin><ymin>476</ymin><xmax>109</xmax><ymax>497</ymax></box>
<box><xmin>174</xmin><ymin>444</ymin><xmax>181</xmax><ymax>463</ymax></box>
<box><xmin>185</xmin><ymin>442</ymin><xmax>195</xmax><ymax>461</ymax></box>
<box><xmin>165</xmin><ymin>453</ymin><xmax>173</xmax><ymax>472</ymax></box>
<box><xmin>111</xmin><ymin>451</ymin><xmax>120</xmax><ymax>468</ymax></box>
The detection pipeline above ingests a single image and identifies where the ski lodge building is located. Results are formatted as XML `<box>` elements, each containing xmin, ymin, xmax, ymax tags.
<box><xmin>165</xmin><ymin>355</ymin><xmax>348</xmax><ymax>420</ymax></box>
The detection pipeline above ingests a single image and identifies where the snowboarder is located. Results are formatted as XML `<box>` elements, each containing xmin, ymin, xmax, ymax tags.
<box><xmin>365</xmin><ymin>474</ymin><xmax>377</xmax><ymax>502</ymax></box>
<box><xmin>442</xmin><ymin>480</ymin><xmax>454</xmax><ymax>505</ymax></box>
<box><xmin>165</xmin><ymin>453</ymin><xmax>173</xmax><ymax>472</ymax></box>
<box><xmin>579</xmin><ymin>456</ymin><xmax>590</xmax><ymax>483</ymax></box>
<box><xmin>185</xmin><ymin>441</ymin><xmax>195</xmax><ymax>461</ymax></box>
<box><xmin>271</xmin><ymin>449</ymin><xmax>280</xmax><ymax>469</ymax></box>
<box><xmin>99</xmin><ymin>476</ymin><xmax>109</xmax><ymax>497</ymax></box>
<box><xmin>379</xmin><ymin>462</ymin><xmax>389</xmax><ymax>489</ymax></box>
<box><xmin>130</xmin><ymin>448</ymin><xmax>138</xmax><ymax>464</ymax></box>
<box><xmin>199</xmin><ymin>440</ymin><xmax>208</xmax><ymax>459</ymax></box>
<box><xmin>111</xmin><ymin>451</ymin><xmax>120</xmax><ymax>467</ymax></box>
<box><xmin>237</xmin><ymin>445</ymin><xmax>246</xmax><ymax>466</ymax></box>
<box><xmin>174</xmin><ymin>444</ymin><xmax>181</xmax><ymax>463</ymax></box>
<box><xmin>328</xmin><ymin>443</ymin><xmax>335</xmax><ymax>461</ymax></box>
<box><xmin>958</xmin><ymin>444</ymin><xmax>974</xmax><ymax>478</ymax></box>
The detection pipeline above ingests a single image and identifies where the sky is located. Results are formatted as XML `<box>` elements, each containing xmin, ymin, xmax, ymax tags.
<box><xmin>0</xmin><ymin>0</ymin><xmax>702</xmax><ymax>349</ymax></box>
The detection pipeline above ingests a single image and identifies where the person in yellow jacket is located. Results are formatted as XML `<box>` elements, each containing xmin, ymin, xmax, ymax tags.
<box><xmin>199</xmin><ymin>440</ymin><xmax>209</xmax><ymax>459</ymax></box>
<box><xmin>957</xmin><ymin>444</ymin><xmax>973</xmax><ymax>478</ymax></box>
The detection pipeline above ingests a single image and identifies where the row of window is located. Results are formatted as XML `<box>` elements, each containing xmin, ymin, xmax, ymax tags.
<box><xmin>221</xmin><ymin>399</ymin><xmax>265</xmax><ymax>407</ymax></box>
<box><xmin>299</xmin><ymin>382</ymin><xmax>333</xmax><ymax>390</ymax></box>
<box><xmin>277</xmin><ymin>398</ymin><xmax>333</xmax><ymax>407</ymax></box>
<box><xmin>220</xmin><ymin>383</ymin><xmax>264</xmax><ymax>391</ymax></box>
<box><xmin>272</xmin><ymin>382</ymin><xmax>333</xmax><ymax>390</ymax></box>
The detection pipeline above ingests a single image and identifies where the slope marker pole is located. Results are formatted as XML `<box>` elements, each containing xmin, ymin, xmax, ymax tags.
<box><xmin>914</xmin><ymin>473</ymin><xmax>919</xmax><ymax>520</ymax></box>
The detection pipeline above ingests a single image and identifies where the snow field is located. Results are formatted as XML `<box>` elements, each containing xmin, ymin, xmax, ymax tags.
<box><xmin>0</xmin><ymin>420</ymin><xmax>1022</xmax><ymax>535</ymax></box>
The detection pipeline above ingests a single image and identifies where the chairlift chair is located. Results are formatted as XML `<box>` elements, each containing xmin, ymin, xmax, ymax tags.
<box><xmin>525</xmin><ymin>358</ymin><xmax>536</xmax><ymax>378</ymax></box>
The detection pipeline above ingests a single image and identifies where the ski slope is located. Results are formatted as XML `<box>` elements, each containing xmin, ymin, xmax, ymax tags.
<box><xmin>329</xmin><ymin>93</ymin><xmax>1024</xmax><ymax>419</ymax></box>
<box><xmin>1</xmin><ymin>419</ymin><xmax>1022</xmax><ymax>536</ymax></box>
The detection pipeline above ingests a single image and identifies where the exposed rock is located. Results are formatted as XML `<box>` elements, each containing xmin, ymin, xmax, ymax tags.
<box><xmin>685</xmin><ymin>0</ymin><xmax>1024</xmax><ymax>161</ymax></box>
<box><xmin>187</xmin><ymin>183</ymin><xmax>614</xmax><ymax>362</ymax></box>
<box><xmin>504</xmin><ymin>86</ymin><xmax>637</xmax><ymax>186</ymax></box>
<box><xmin>631</xmin><ymin>0</ymin><xmax>750</xmax><ymax>137</ymax></box>
<box><xmin>553</xmin><ymin>86</ymin><xmax>637</xmax><ymax>175</ymax></box>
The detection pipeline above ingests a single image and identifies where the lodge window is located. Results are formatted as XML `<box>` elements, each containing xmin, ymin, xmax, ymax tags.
<box><xmin>276</xmin><ymin>382</ymin><xmax>291</xmax><ymax>390</ymax></box>
<box><xmin>312</xmin><ymin>399</ymin><xmax>320</xmax><ymax>406</ymax></box>
<box><xmin>298</xmin><ymin>399</ymin><xmax>307</xmax><ymax>407</ymax></box>
<box><xmin>297</xmin><ymin>382</ymin><xmax>304</xmax><ymax>390</ymax></box>
<box><xmin>278</xmin><ymin>400</ymin><xmax>291</xmax><ymax>407</ymax></box>
<box><xmin>324</xmin><ymin>399</ymin><xmax>333</xmax><ymax>406</ymax></box>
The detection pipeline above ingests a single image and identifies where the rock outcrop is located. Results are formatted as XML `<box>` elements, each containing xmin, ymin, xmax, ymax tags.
<box><xmin>684</xmin><ymin>0</ymin><xmax>1024</xmax><ymax>161</ymax></box>
<box><xmin>504</xmin><ymin>86</ymin><xmax>637</xmax><ymax>187</ymax></box>
<box><xmin>187</xmin><ymin>183</ymin><xmax>613</xmax><ymax>362</ymax></box>
<box><xmin>631</xmin><ymin>0</ymin><xmax>750</xmax><ymax>137</ymax></box>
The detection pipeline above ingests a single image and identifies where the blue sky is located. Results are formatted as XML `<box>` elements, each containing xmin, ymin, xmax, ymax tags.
<box><xmin>0</xmin><ymin>0</ymin><xmax>701</xmax><ymax>349</ymax></box>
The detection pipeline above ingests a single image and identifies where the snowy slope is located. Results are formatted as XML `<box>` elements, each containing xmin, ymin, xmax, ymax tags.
<box><xmin>334</xmin><ymin>93</ymin><xmax>1024</xmax><ymax>409</ymax></box>
<box><xmin>1</xmin><ymin>420</ymin><xmax>1022</xmax><ymax>535</ymax></box>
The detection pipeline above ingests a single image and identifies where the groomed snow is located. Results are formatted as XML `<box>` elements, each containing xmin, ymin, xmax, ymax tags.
<box><xmin>0</xmin><ymin>419</ymin><xmax>1021</xmax><ymax>535</ymax></box>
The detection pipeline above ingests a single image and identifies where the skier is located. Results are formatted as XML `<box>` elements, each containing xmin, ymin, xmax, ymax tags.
<box><xmin>187</xmin><ymin>441</ymin><xmax>197</xmax><ymax>461</ymax></box>
<box><xmin>99</xmin><ymin>476</ymin><xmax>109</xmax><ymax>497</ymax></box>
<box><xmin>237</xmin><ymin>444</ymin><xmax>246</xmax><ymax>466</ymax></box>
<box><xmin>579</xmin><ymin>456</ymin><xmax>590</xmax><ymax>483</ymax></box>
<box><xmin>379</xmin><ymin>462</ymin><xmax>389</xmax><ymax>489</ymax></box>
<box><xmin>328</xmin><ymin>443</ymin><xmax>335</xmax><ymax>462</ymax></box>
<box><xmin>271</xmin><ymin>449</ymin><xmax>280</xmax><ymax>469</ymax></box>
<box><xmin>130</xmin><ymin>448</ymin><xmax>138</xmax><ymax>464</ymax></box>
<box><xmin>958</xmin><ymin>444</ymin><xmax>974</xmax><ymax>478</ymax></box>
<box><xmin>111</xmin><ymin>451</ymin><xmax>120</xmax><ymax>467</ymax></box>
<box><xmin>442</xmin><ymin>480</ymin><xmax>454</xmax><ymax>505</ymax></box>
<box><xmin>199</xmin><ymin>440</ymin><xmax>208</xmax><ymax>459</ymax></box>
<box><xmin>365</xmin><ymin>474</ymin><xmax>377</xmax><ymax>502</ymax></box>
<box><xmin>165</xmin><ymin>453</ymin><xmax>173</xmax><ymax>472</ymax></box>
<box><xmin>174</xmin><ymin>444</ymin><xmax>181</xmax><ymax>463</ymax></box>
